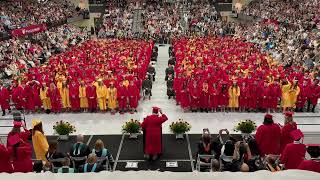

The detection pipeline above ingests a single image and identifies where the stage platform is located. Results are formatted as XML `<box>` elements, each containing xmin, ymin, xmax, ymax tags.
<box><xmin>33</xmin><ymin>134</ymin><xmax>242</xmax><ymax>172</ymax></box>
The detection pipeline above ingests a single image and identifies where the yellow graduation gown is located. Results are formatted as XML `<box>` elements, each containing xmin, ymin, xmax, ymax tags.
<box><xmin>79</xmin><ymin>86</ymin><xmax>88</xmax><ymax>108</ymax></box>
<box><xmin>281</xmin><ymin>83</ymin><xmax>291</xmax><ymax>108</ymax></box>
<box><xmin>289</xmin><ymin>86</ymin><xmax>300</xmax><ymax>108</ymax></box>
<box><xmin>228</xmin><ymin>86</ymin><xmax>240</xmax><ymax>108</ymax></box>
<box><xmin>32</xmin><ymin>131</ymin><xmax>49</xmax><ymax>161</ymax></box>
<box><xmin>96</xmin><ymin>85</ymin><xmax>107</xmax><ymax>110</ymax></box>
<box><xmin>107</xmin><ymin>87</ymin><xmax>117</xmax><ymax>110</ymax></box>
<box><xmin>61</xmin><ymin>87</ymin><xmax>71</xmax><ymax>108</ymax></box>
<box><xmin>39</xmin><ymin>87</ymin><xmax>51</xmax><ymax>110</ymax></box>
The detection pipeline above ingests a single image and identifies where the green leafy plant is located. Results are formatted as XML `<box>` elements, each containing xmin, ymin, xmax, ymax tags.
<box><xmin>53</xmin><ymin>120</ymin><xmax>76</xmax><ymax>135</ymax></box>
<box><xmin>122</xmin><ymin>119</ymin><xmax>141</xmax><ymax>134</ymax></box>
<box><xmin>170</xmin><ymin>119</ymin><xmax>191</xmax><ymax>134</ymax></box>
<box><xmin>234</xmin><ymin>119</ymin><xmax>257</xmax><ymax>134</ymax></box>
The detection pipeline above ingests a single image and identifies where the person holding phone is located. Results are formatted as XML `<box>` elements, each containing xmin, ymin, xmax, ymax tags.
<box><xmin>142</xmin><ymin>107</ymin><xmax>168</xmax><ymax>161</ymax></box>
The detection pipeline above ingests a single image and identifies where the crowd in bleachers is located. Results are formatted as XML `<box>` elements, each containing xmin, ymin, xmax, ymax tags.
<box><xmin>0</xmin><ymin>25</ymin><xmax>88</xmax><ymax>80</ymax></box>
<box><xmin>0</xmin><ymin>0</ymin><xmax>80</xmax><ymax>33</ymax></box>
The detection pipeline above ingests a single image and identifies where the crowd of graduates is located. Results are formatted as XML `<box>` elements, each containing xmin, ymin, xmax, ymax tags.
<box><xmin>170</xmin><ymin>37</ymin><xmax>320</xmax><ymax>112</ymax></box>
<box><xmin>0</xmin><ymin>39</ymin><xmax>154</xmax><ymax>115</ymax></box>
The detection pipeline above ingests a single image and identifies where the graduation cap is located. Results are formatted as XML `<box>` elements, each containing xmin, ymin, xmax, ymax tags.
<box><xmin>32</xmin><ymin>119</ymin><xmax>42</xmax><ymax>128</ymax></box>
<box><xmin>152</xmin><ymin>107</ymin><xmax>160</xmax><ymax>114</ymax></box>
<box><xmin>291</xmin><ymin>129</ymin><xmax>304</xmax><ymax>141</ymax></box>
<box><xmin>284</xmin><ymin>112</ymin><xmax>294</xmax><ymax>117</ymax></box>
<box><xmin>13</xmin><ymin>121</ymin><xmax>22</xmax><ymax>128</ymax></box>
<box><xmin>264</xmin><ymin>114</ymin><xmax>273</xmax><ymax>119</ymax></box>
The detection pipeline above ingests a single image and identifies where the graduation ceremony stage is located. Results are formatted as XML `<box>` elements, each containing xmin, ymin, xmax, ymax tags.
<box><xmin>36</xmin><ymin>134</ymin><xmax>243</xmax><ymax>172</ymax></box>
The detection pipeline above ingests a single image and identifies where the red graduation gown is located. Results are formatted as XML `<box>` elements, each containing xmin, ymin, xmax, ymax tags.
<box><xmin>297</xmin><ymin>85</ymin><xmax>310</xmax><ymax>108</ymax></box>
<box><xmin>280</xmin><ymin>122</ymin><xmax>297</xmax><ymax>153</ymax></box>
<box><xmin>24</xmin><ymin>85</ymin><xmax>35</xmax><ymax>111</ymax></box>
<box><xmin>69</xmin><ymin>84</ymin><xmax>80</xmax><ymax>111</ymax></box>
<box><xmin>86</xmin><ymin>85</ymin><xmax>97</xmax><ymax>110</ymax></box>
<box><xmin>209</xmin><ymin>87</ymin><xmax>219</xmax><ymax>109</ymax></box>
<box><xmin>47</xmin><ymin>88</ymin><xmax>62</xmax><ymax>113</ymax></box>
<box><xmin>141</xmin><ymin>114</ymin><xmax>168</xmax><ymax>154</ymax></box>
<box><xmin>255</xmin><ymin>123</ymin><xmax>281</xmax><ymax>156</ymax></box>
<box><xmin>0</xmin><ymin>87</ymin><xmax>10</xmax><ymax>110</ymax></box>
<box><xmin>280</xmin><ymin>143</ymin><xmax>306</xmax><ymax>169</ymax></box>
<box><xmin>0</xmin><ymin>144</ymin><xmax>13</xmax><ymax>173</ymax></box>
<box><xmin>298</xmin><ymin>160</ymin><xmax>320</xmax><ymax>173</ymax></box>
<box><xmin>12</xmin><ymin>86</ymin><xmax>25</xmax><ymax>110</ymax></box>
<box><xmin>8</xmin><ymin>142</ymin><xmax>33</xmax><ymax>173</ymax></box>
<box><xmin>239</xmin><ymin>86</ymin><xmax>249</xmax><ymax>108</ymax></box>
<box><xmin>188</xmin><ymin>83</ymin><xmax>200</xmax><ymax>109</ymax></box>
<box><xmin>128</xmin><ymin>84</ymin><xmax>139</xmax><ymax>109</ymax></box>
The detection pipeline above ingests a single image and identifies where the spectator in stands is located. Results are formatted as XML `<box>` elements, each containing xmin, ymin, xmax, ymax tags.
<box><xmin>70</xmin><ymin>134</ymin><xmax>91</xmax><ymax>169</ymax></box>
<box><xmin>57</xmin><ymin>157</ymin><xmax>75</xmax><ymax>173</ymax></box>
<box><xmin>32</xmin><ymin>119</ymin><xmax>49</xmax><ymax>161</ymax></box>
<box><xmin>91</xmin><ymin>139</ymin><xmax>114</xmax><ymax>168</ymax></box>
<box><xmin>80</xmin><ymin>154</ymin><xmax>104</xmax><ymax>173</ymax></box>
<box><xmin>0</xmin><ymin>140</ymin><xmax>13</xmax><ymax>173</ymax></box>
<box><xmin>298</xmin><ymin>146</ymin><xmax>320</xmax><ymax>173</ymax></box>
<box><xmin>255</xmin><ymin>114</ymin><xmax>281</xmax><ymax>156</ymax></box>
<box><xmin>280</xmin><ymin>129</ymin><xmax>306</xmax><ymax>169</ymax></box>
<box><xmin>46</xmin><ymin>141</ymin><xmax>66</xmax><ymax>169</ymax></box>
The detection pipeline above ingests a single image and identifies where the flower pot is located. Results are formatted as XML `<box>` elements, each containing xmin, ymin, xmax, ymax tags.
<box><xmin>175</xmin><ymin>133</ymin><xmax>184</xmax><ymax>139</ymax></box>
<box><xmin>58</xmin><ymin>134</ymin><xmax>69</xmax><ymax>141</ymax></box>
<box><xmin>129</xmin><ymin>133</ymin><xmax>138</xmax><ymax>139</ymax></box>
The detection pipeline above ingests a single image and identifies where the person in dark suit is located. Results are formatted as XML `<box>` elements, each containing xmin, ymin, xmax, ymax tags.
<box><xmin>46</xmin><ymin>141</ymin><xmax>65</xmax><ymax>168</ymax></box>
<box><xmin>69</xmin><ymin>135</ymin><xmax>91</xmax><ymax>169</ymax></box>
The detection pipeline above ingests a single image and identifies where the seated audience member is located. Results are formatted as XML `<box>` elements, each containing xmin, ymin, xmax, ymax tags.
<box><xmin>32</xmin><ymin>120</ymin><xmax>49</xmax><ymax>161</ymax></box>
<box><xmin>8</xmin><ymin>133</ymin><xmax>33</xmax><ymax>173</ymax></box>
<box><xmin>246</xmin><ymin>139</ymin><xmax>264</xmax><ymax>172</ymax></box>
<box><xmin>0</xmin><ymin>141</ymin><xmax>13</xmax><ymax>173</ymax></box>
<box><xmin>57</xmin><ymin>158</ymin><xmax>75</xmax><ymax>173</ymax></box>
<box><xmin>280</xmin><ymin>129</ymin><xmax>306</xmax><ymax>169</ymax></box>
<box><xmin>33</xmin><ymin>160</ymin><xmax>44</xmax><ymax>173</ymax></box>
<box><xmin>91</xmin><ymin>139</ymin><xmax>114</xmax><ymax>168</ymax></box>
<box><xmin>298</xmin><ymin>146</ymin><xmax>320</xmax><ymax>173</ymax></box>
<box><xmin>197</xmin><ymin>129</ymin><xmax>222</xmax><ymax>163</ymax></box>
<box><xmin>265</xmin><ymin>156</ymin><xmax>281</xmax><ymax>172</ymax></box>
<box><xmin>46</xmin><ymin>141</ymin><xmax>66</xmax><ymax>168</ymax></box>
<box><xmin>255</xmin><ymin>114</ymin><xmax>281</xmax><ymax>156</ymax></box>
<box><xmin>80</xmin><ymin>154</ymin><xmax>104</xmax><ymax>173</ymax></box>
<box><xmin>70</xmin><ymin>134</ymin><xmax>91</xmax><ymax>168</ymax></box>
<box><xmin>220</xmin><ymin>140</ymin><xmax>251</xmax><ymax>172</ymax></box>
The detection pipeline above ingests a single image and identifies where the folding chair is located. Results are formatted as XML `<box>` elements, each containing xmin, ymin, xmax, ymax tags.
<box><xmin>196</xmin><ymin>154</ymin><xmax>216</xmax><ymax>172</ymax></box>
<box><xmin>70</xmin><ymin>156</ymin><xmax>87</xmax><ymax>171</ymax></box>
<box><xmin>96</xmin><ymin>156</ymin><xmax>113</xmax><ymax>171</ymax></box>
<box><xmin>49</xmin><ymin>158</ymin><xmax>66</xmax><ymax>173</ymax></box>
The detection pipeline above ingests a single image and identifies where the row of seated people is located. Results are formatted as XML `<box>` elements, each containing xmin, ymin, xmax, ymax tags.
<box><xmin>196</xmin><ymin>114</ymin><xmax>320</xmax><ymax>172</ymax></box>
<box><xmin>0</xmin><ymin>119</ymin><xmax>114</xmax><ymax>173</ymax></box>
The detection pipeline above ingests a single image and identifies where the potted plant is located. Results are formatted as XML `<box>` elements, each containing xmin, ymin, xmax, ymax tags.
<box><xmin>122</xmin><ymin>119</ymin><xmax>141</xmax><ymax>139</ymax></box>
<box><xmin>170</xmin><ymin>119</ymin><xmax>191</xmax><ymax>139</ymax></box>
<box><xmin>234</xmin><ymin>119</ymin><xmax>257</xmax><ymax>141</ymax></box>
<box><xmin>53</xmin><ymin>120</ymin><xmax>76</xmax><ymax>141</ymax></box>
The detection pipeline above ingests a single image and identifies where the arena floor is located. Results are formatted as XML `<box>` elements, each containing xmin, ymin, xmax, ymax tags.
<box><xmin>1</xmin><ymin>45</ymin><xmax>319</xmax><ymax>143</ymax></box>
